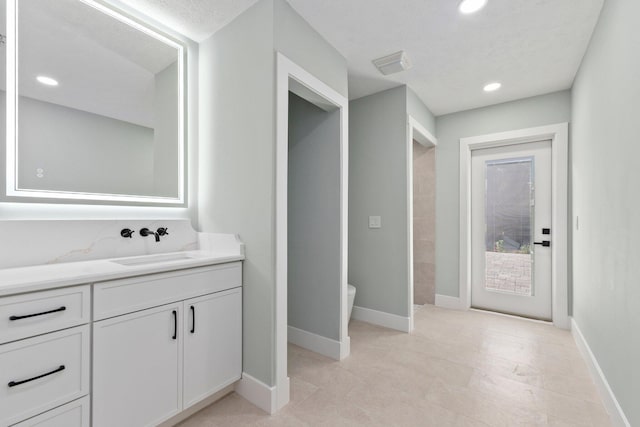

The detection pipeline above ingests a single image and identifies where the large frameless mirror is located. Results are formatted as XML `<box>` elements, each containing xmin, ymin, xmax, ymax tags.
<box><xmin>3</xmin><ymin>0</ymin><xmax>185</xmax><ymax>204</ymax></box>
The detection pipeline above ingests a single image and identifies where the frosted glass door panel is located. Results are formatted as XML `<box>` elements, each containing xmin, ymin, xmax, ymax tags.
<box><xmin>484</xmin><ymin>157</ymin><xmax>534</xmax><ymax>296</ymax></box>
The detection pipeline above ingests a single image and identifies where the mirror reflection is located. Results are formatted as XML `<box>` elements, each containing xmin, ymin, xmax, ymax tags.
<box><xmin>5</xmin><ymin>0</ymin><xmax>184</xmax><ymax>201</ymax></box>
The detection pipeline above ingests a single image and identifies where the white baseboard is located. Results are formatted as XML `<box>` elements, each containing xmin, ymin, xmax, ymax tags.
<box><xmin>435</xmin><ymin>294</ymin><xmax>465</xmax><ymax>310</ymax></box>
<box><xmin>340</xmin><ymin>335</ymin><xmax>351</xmax><ymax>360</ymax></box>
<box><xmin>275</xmin><ymin>376</ymin><xmax>290</xmax><ymax>412</ymax></box>
<box><xmin>234</xmin><ymin>372</ymin><xmax>277</xmax><ymax>415</ymax></box>
<box><xmin>287</xmin><ymin>326</ymin><xmax>349</xmax><ymax>360</ymax></box>
<box><xmin>553</xmin><ymin>315</ymin><xmax>571</xmax><ymax>330</ymax></box>
<box><xmin>351</xmin><ymin>306</ymin><xmax>411</xmax><ymax>332</ymax></box>
<box><xmin>571</xmin><ymin>318</ymin><xmax>630</xmax><ymax>427</ymax></box>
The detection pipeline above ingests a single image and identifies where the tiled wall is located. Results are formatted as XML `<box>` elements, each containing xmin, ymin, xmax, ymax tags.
<box><xmin>0</xmin><ymin>219</ymin><xmax>198</xmax><ymax>269</ymax></box>
<box><xmin>413</xmin><ymin>141</ymin><xmax>436</xmax><ymax>305</ymax></box>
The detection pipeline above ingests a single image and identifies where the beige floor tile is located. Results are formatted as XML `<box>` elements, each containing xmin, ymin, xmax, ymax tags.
<box><xmin>540</xmin><ymin>373</ymin><xmax>601</xmax><ymax>403</ymax></box>
<box><xmin>179</xmin><ymin>306</ymin><xmax>613</xmax><ymax>427</ymax></box>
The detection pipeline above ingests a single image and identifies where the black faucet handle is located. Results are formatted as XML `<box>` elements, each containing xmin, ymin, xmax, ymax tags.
<box><xmin>157</xmin><ymin>227</ymin><xmax>169</xmax><ymax>236</ymax></box>
<box><xmin>120</xmin><ymin>228</ymin><xmax>135</xmax><ymax>238</ymax></box>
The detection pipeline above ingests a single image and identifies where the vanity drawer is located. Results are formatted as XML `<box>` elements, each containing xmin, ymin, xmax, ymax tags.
<box><xmin>94</xmin><ymin>262</ymin><xmax>242</xmax><ymax>320</ymax></box>
<box><xmin>12</xmin><ymin>396</ymin><xmax>90</xmax><ymax>427</ymax></box>
<box><xmin>0</xmin><ymin>325</ymin><xmax>90</xmax><ymax>426</ymax></box>
<box><xmin>0</xmin><ymin>286</ymin><xmax>90</xmax><ymax>344</ymax></box>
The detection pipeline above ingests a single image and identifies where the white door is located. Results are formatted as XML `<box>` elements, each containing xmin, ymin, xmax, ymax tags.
<box><xmin>183</xmin><ymin>288</ymin><xmax>242</xmax><ymax>409</ymax></box>
<box><xmin>92</xmin><ymin>303</ymin><xmax>182</xmax><ymax>427</ymax></box>
<box><xmin>471</xmin><ymin>140</ymin><xmax>552</xmax><ymax>320</ymax></box>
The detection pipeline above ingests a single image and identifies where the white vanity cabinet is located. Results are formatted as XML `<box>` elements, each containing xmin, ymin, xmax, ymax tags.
<box><xmin>11</xmin><ymin>396</ymin><xmax>90</xmax><ymax>427</ymax></box>
<box><xmin>93</xmin><ymin>303</ymin><xmax>183</xmax><ymax>427</ymax></box>
<box><xmin>92</xmin><ymin>263</ymin><xmax>242</xmax><ymax>427</ymax></box>
<box><xmin>0</xmin><ymin>286</ymin><xmax>91</xmax><ymax>427</ymax></box>
<box><xmin>183</xmin><ymin>288</ymin><xmax>242</xmax><ymax>409</ymax></box>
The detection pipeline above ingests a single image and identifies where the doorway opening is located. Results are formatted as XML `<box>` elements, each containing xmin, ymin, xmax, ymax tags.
<box><xmin>412</xmin><ymin>140</ymin><xmax>436</xmax><ymax>309</ymax></box>
<box><xmin>407</xmin><ymin>116</ymin><xmax>437</xmax><ymax>329</ymax></box>
<box><xmin>287</xmin><ymin>91</ymin><xmax>342</xmax><ymax>348</ymax></box>
<box><xmin>459</xmin><ymin>124</ymin><xmax>569</xmax><ymax>329</ymax></box>
<box><xmin>275</xmin><ymin>54</ymin><xmax>349</xmax><ymax>411</ymax></box>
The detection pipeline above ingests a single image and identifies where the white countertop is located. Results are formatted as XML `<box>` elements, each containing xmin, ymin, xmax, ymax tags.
<box><xmin>0</xmin><ymin>250</ymin><xmax>244</xmax><ymax>297</ymax></box>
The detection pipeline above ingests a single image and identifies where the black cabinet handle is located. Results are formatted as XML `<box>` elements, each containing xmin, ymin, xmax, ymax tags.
<box><xmin>8</xmin><ymin>365</ymin><xmax>65</xmax><ymax>387</ymax></box>
<box><xmin>10</xmin><ymin>306</ymin><xmax>66</xmax><ymax>321</ymax></box>
<box><xmin>172</xmin><ymin>310</ymin><xmax>177</xmax><ymax>340</ymax></box>
<box><xmin>190</xmin><ymin>306</ymin><xmax>195</xmax><ymax>334</ymax></box>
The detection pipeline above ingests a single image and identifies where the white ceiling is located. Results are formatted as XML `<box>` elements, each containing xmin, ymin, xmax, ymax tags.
<box><xmin>286</xmin><ymin>0</ymin><xmax>605</xmax><ymax>115</ymax></box>
<box><xmin>117</xmin><ymin>0</ymin><xmax>604</xmax><ymax>116</ymax></box>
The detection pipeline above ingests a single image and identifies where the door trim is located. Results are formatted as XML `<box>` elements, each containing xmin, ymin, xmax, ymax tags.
<box><xmin>459</xmin><ymin>123</ymin><xmax>569</xmax><ymax>329</ymax></box>
<box><xmin>273</xmin><ymin>53</ymin><xmax>349</xmax><ymax>412</ymax></box>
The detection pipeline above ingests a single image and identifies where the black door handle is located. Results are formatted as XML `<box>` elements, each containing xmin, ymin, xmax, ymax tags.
<box><xmin>534</xmin><ymin>241</ymin><xmax>551</xmax><ymax>247</ymax></box>
<box><xmin>10</xmin><ymin>306</ymin><xmax>66</xmax><ymax>321</ymax></box>
<box><xmin>8</xmin><ymin>365</ymin><xmax>65</xmax><ymax>387</ymax></box>
<box><xmin>190</xmin><ymin>306</ymin><xmax>195</xmax><ymax>334</ymax></box>
<box><xmin>172</xmin><ymin>310</ymin><xmax>177</xmax><ymax>340</ymax></box>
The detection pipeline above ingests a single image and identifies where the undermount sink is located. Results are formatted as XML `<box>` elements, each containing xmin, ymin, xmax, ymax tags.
<box><xmin>111</xmin><ymin>253</ymin><xmax>195</xmax><ymax>266</ymax></box>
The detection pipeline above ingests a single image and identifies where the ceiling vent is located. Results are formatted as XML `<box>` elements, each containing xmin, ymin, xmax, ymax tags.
<box><xmin>372</xmin><ymin>51</ymin><xmax>412</xmax><ymax>76</ymax></box>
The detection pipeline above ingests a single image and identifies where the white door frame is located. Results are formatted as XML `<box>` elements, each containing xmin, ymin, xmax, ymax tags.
<box><xmin>275</xmin><ymin>53</ymin><xmax>349</xmax><ymax>411</ymax></box>
<box><xmin>407</xmin><ymin>115</ymin><xmax>437</xmax><ymax>331</ymax></box>
<box><xmin>459</xmin><ymin>123</ymin><xmax>569</xmax><ymax>329</ymax></box>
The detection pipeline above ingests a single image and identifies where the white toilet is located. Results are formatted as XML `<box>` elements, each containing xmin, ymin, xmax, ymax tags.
<box><xmin>347</xmin><ymin>284</ymin><xmax>356</xmax><ymax>322</ymax></box>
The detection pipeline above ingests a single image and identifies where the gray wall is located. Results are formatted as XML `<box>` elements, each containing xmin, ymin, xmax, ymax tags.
<box><xmin>199</xmin><ymin>0</ymin><xmax>276</xmax><ymax>386</ymax></box>
<box><xmin>198</xmin><ymin>0</ymin><xmax>347</xmax><ymax>386</ymax></box>
<box><xmin>17</xmin><ymin>95</ymin><xmax>155</xmax><ymax>196</ymax></box>
<box><xmin>407</xmin><ymin>87</ymin><xmax>436</xmax><ymax>134</ymax></box>
<box><xmin>434</xmin><ymin>91</ymin><xmax>572</xmax><ymax>298</ymax></box>
<box><xmin>288</xmin><ymin>93</ymin><xmax>340</xmax><ymax>340</ymax></box>
<box><xmin>349</xmin><ymin>87</ymin><xmax>407</xmax><ymax>316</ymax></box>
<box><xmin>571</xmin><ymin>0</ymin><xmax>640</xmax><ymax>423</ymax></box>
<box><xmin>274</xmin><ymin>0</ymin><xmax>347</xmax><ymax>98</ymax></box>
<box><xmin>349</xmin><ymin>86</ymin><xmax>435</xmax><ymax>317</ymax></box>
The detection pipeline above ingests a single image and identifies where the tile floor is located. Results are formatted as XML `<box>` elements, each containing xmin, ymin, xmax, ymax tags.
<box><xmin>179</xmin><ymin>305</ymin><xmax>611</xmax><ymax>426</ymax></box>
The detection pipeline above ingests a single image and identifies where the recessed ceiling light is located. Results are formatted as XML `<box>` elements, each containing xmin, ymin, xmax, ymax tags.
<box><xmin>483</xmin><ymin>82</ymin><xmax>502</xmax><ymax>92</ymax></box>
<box><xmin>36</xmin><ymin>76</ymin><xmax>59</xmax><ymax>86</ymax></box>
<box><xmin>459</xmin><ymin>0</ymin><xmax>488</xmax><ymax>14</ymax></box>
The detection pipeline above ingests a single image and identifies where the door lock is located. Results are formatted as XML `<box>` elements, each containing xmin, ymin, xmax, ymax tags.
<box><xmin>534</xmin><ymin>240</ymin><xmax>551</xmax><ymax>247</ymax></box>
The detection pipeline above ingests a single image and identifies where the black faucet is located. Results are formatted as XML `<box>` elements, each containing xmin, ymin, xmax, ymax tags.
<box><xmin>140</xmin><ymin>228</ymin><xmax>160</xmax><ymax>242</ymax></box>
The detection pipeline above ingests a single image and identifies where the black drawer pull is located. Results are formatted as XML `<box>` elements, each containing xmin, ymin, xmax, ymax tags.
<box><xmin>9</xmin><ymin>306</ymin><xmax>66</xmax><ymax>321</ymax></box>
<box><xmin>172</xmin><ymin>310</ymin><xmax>177</xmax><ymax>340</ymax></box>
<box><xmin>8</xmin><ymin>365</ymin><xmax>65</xmax><ymax>387</ymax></box>
<box><xmin>190</xmin><ymin>306</ymin><xmax>195</xmax><ymax>334</ymax></box>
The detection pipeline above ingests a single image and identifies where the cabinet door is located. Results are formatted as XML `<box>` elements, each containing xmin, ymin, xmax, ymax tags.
<box><xmin>183</xmin><ymin>288</ymin><xmax>242</xmax><ymax>408</ymax></box>
<box><xmin>93</xmin><ymin>303</ymin><xmax>182</xmax><ymax>427</ymax></box>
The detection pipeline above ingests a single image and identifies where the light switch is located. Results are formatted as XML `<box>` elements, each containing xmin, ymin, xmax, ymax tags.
<box><xmin>369</xmin><ymin>216</ymin><xmax>382</xmax><ymax>229</ymax></box>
